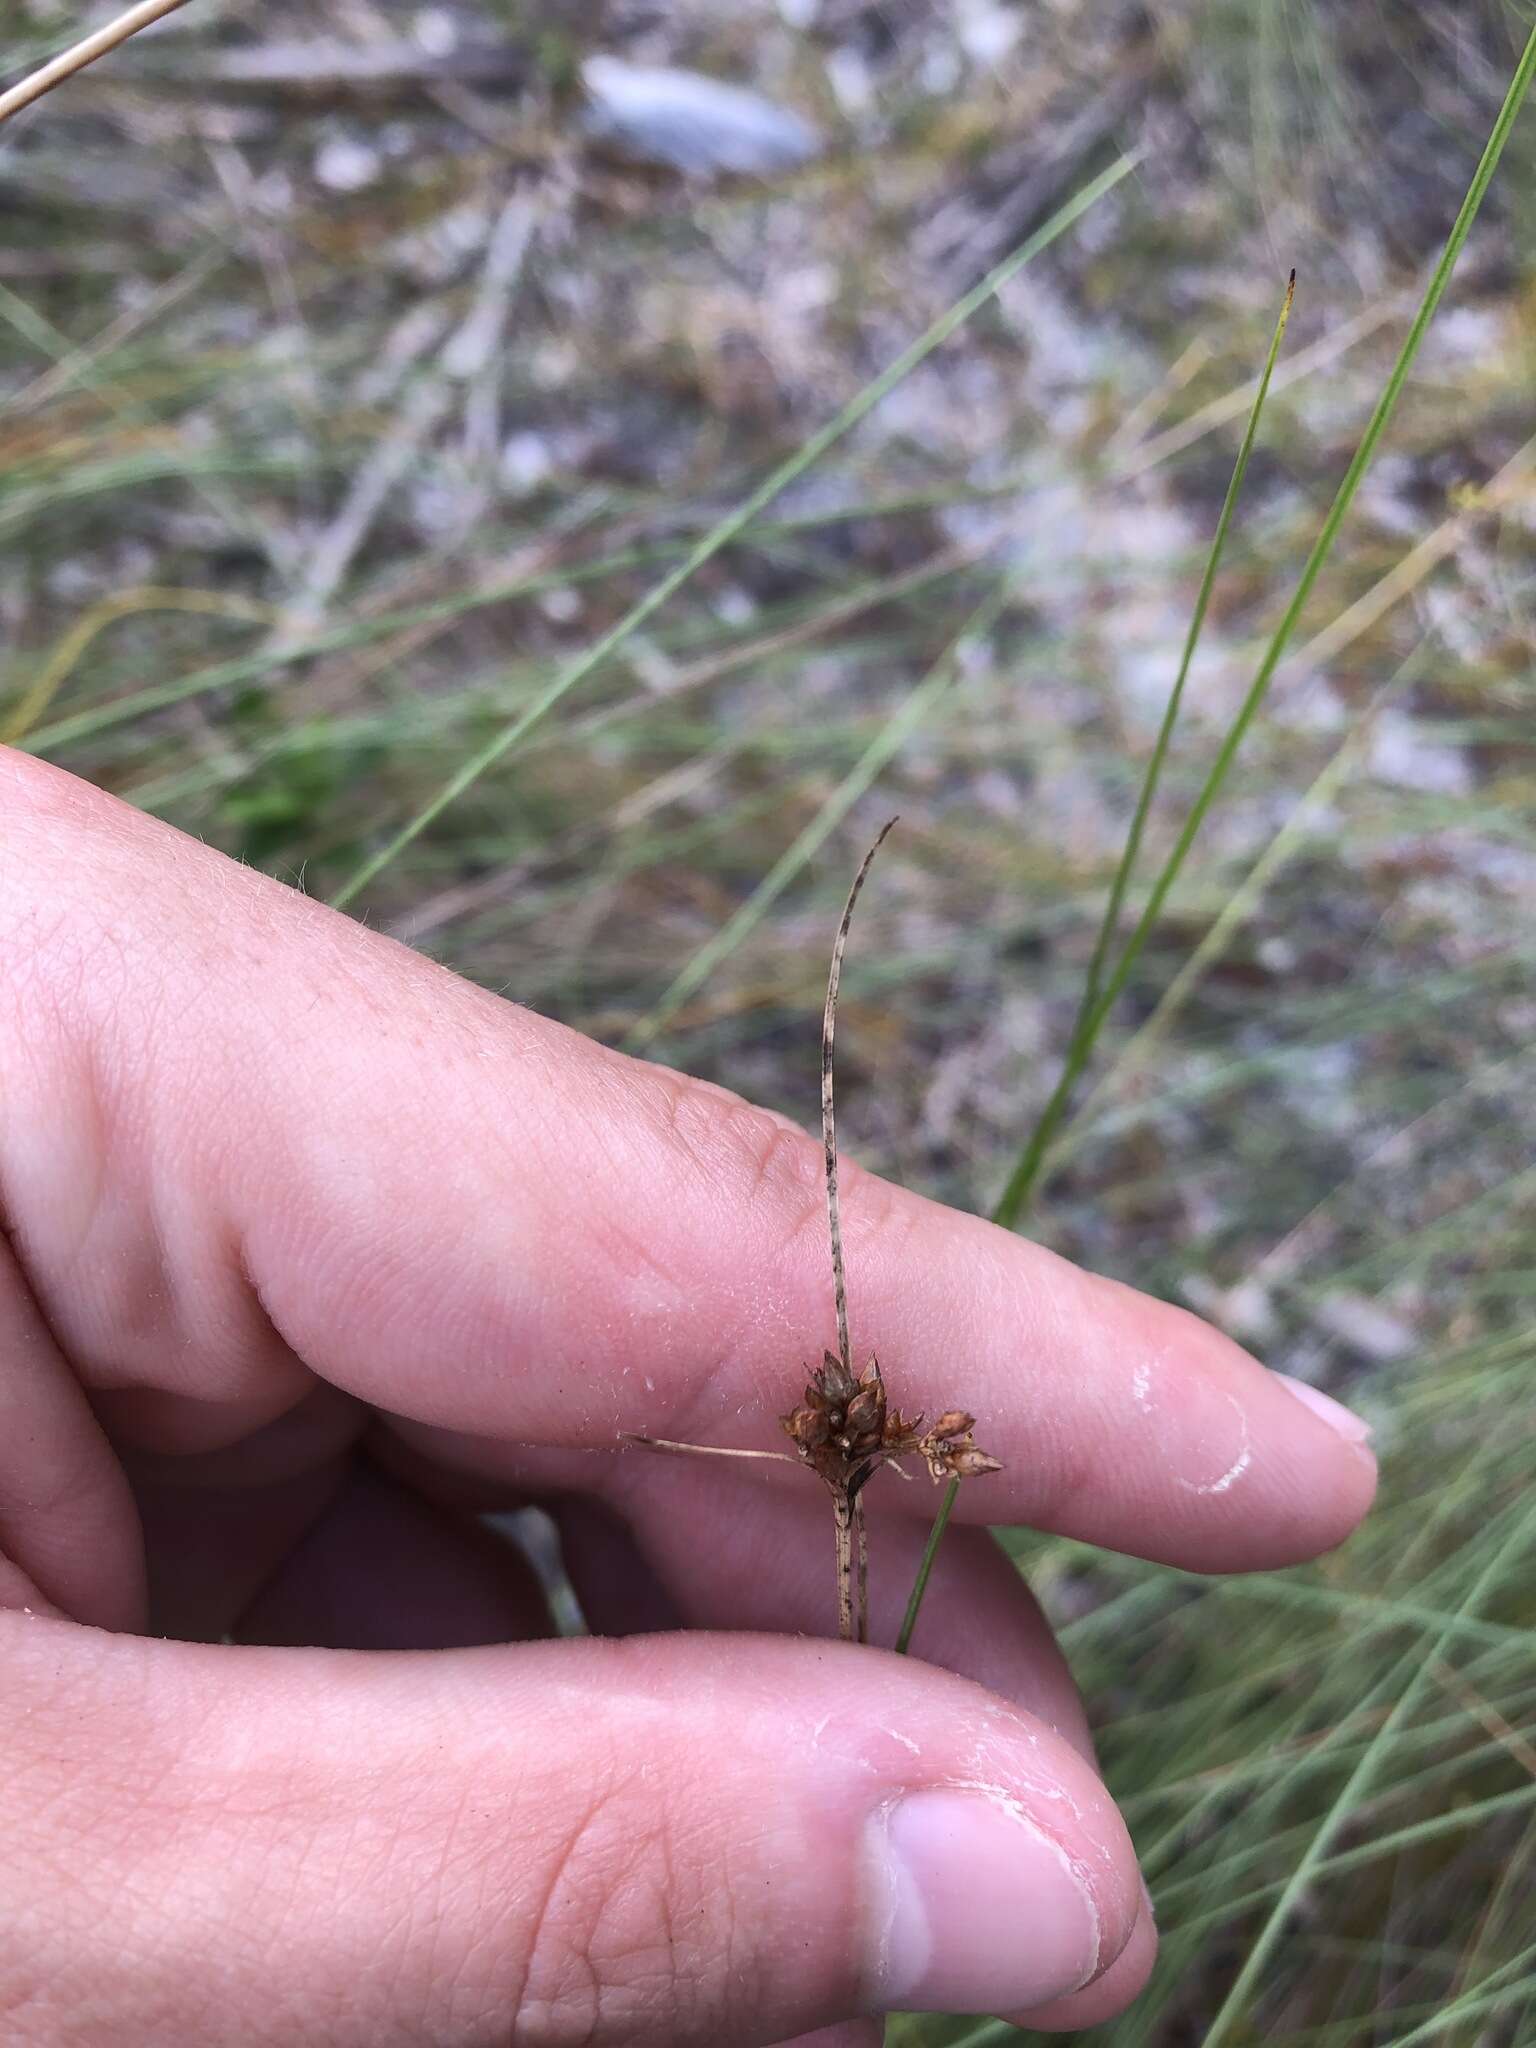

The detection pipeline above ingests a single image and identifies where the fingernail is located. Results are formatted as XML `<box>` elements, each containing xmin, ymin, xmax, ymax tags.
<box><xmin>863</xmin><ymin>1789</ymin><xmax>1101</xmax><ymax>2014</ymax></box>
<box><xmin>1274</xmin><ymin>1372</ymin><xmax>1373</xmax><ymax>1445</ymax></box>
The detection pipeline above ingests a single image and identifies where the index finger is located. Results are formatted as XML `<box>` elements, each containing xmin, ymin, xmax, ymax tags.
<box><xmin>3</xmin><ymin>752</ymin><xmax>1374</xmax><ymax>1571</ymax></box>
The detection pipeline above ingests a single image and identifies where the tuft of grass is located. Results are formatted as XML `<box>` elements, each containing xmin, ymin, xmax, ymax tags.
<box><xmin>993</xmin><ymin>17</ymin><xmax>1536</xmax><ymax>1231</ymax></box>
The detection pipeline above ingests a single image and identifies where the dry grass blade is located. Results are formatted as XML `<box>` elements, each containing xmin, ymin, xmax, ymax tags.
<box><xmin>0</xmin><ymin>0</ymin><xmax>195</xmax><ymax>126</ymax></box>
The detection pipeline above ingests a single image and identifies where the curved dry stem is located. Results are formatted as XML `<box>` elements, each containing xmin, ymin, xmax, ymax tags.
<box><xmin>822</xmin><ymin>818</ymin><xmax>897</xmax><ymax>1376</ymax></box>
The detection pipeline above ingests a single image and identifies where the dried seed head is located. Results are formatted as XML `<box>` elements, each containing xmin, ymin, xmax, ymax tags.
<box><xmin>916</xmin><ymin>1409</ymin><xmax>1003</xmax><ymax>1485</ymax></box>
<box><xmin>881</xmin><ymin>1410</ymin><xmax>924</xmax><ymax>1457</ymax></box>
<box><xmin>782</xmin><ymin>1349</ymin><xmax>1003</xmax><ymax>1498</ymax></box>
<box><xmin>783</xmin><ymin>1400</ymin><xmax>830</xmax><ymax>1453</ymax></box>
<box><xmin>782</xmin><ymin>1351</ymin><xmax>892</xmax><ymax>1492</ymax></box>
<box><xmin>928</xmin><ymin>1410</ymin><xmax>975</xmax><ymax>1440</ymax></box>
<box><xmin>819</xmin><ymin>1351</ymin><xmax>859</xmax><ymax>1400</ymax></box>
<box><xmin>933</xmin><ymin>1442</ymin><xmax>1006</xmax><ymax>1481</ymax></box>
<box><xmin>845</xmin><ymin>1386</ymin><xmax>883</xmax><ymax>1435</ymax></box>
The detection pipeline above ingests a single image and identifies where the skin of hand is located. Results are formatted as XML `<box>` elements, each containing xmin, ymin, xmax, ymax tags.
<box><xmin>0</xmin><ymin>748</ymin><xmax>1376</xmax><ymax>2048</ymax></box>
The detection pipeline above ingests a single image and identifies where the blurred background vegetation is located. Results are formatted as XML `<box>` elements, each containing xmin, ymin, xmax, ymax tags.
<box><xmin>5</xmin><ymin>2</ymin><xmax>1536</xmax><ymax>2042</ymax></box>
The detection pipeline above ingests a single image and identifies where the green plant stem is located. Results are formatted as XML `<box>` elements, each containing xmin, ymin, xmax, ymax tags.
<box><xmin>991</xmin><ymin>22</ymin><xmax>1536</xmax><ymax>1231</ymax></box>
<box><xmin>325</xmin><ymin>154</ymin><xmax>1137</xmax><ymax>912</ymax></box>
<box><xmin>1068</xmin><ymin>269</ymin><xmax>1295</xmax><ymax>1049</ymax></box>
<box><xmin>894</xmin><ymin>1479</ymin><xmax>960</xmax><ymax>1656</ymax></box>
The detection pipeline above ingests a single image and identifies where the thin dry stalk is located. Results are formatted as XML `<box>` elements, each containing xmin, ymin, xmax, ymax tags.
<box><xmin>821</xmin><ymin>818</ymin><xmax>896</xmax><ymax>1377</ymax></box>
<box><xmin>833</xmin><ymin>1496</ymin><xmax>854</xmax><ymax>1642</ymax></box>
<box><xmin>624</xmin><ymin>1437</ymin><xmax>794</xmax><ymax>1467</ymax></box>
<box><xmin>625</xmin><ymin>822</ymin><xmax>1001</xmax><ymax>1645</ymax></box>
<box><xmin>0</xmin><ymin>0</ymin><xmax>196</xmax><ymax>127</ymax></box>
<box><xmin>855</xmin><ymin>1496</ymin><xmax>869</xmax><ymax>1646</ymax></box>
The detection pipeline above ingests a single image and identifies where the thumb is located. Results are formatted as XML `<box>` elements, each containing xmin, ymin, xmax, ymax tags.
<box><xmin>1</xmin><ymin>1615</ymin><xmax>1141</xmax><ymax>2045</ymax></box>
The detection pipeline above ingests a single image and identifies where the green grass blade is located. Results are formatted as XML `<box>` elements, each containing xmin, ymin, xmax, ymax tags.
<box><xmin>325</xmin><ymin>154</ymin><xmax>1138</xmax><ymax>912</ymax></box>
<box><xmin>1378</xmin><ymin>1952</ymin><xmax>1536</xmax><ymax>2048</ymax></box>
<box><xmin>1051</xmin><ymin>635</ymin><xmax>1430</xmax><ymax>1172</ymax></box>
<box><xmin>18</xmin><ymin>504</ymin><xmax>993</xmax><ymax>757</ymax></box>
<box><xmin>1069</xmin><ymin>269</ymin><xmax>1295</xmax><ymax>1048</ymax></box>
<box><xmin>895</xmin><ymin>1478</ymin><xmax>960</xmax><ymax>1656</ymax></box>
<box><xmin>991</xmin><ymin>22</ymin><xmax>1536</xmax><ymax>1230</ymax></box>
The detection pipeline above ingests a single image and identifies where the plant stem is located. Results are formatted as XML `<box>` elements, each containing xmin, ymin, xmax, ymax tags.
<box><xmin>895</xmin><ymin>1479</ymin><xmax>960</xmax><ymax>1656</ymax></box>
<box><xmin>0</xmin><ymin>0</ymin><xmax>194</xmax><ymax>126</ymax></box>
<box><xmin>1069</xmin><ymin>269</ymin><xmax>1295</xmax><ymax>1051</ymax></box>
<box><xmin>856</xmin><ymin>1496</ymin><xmax>870</xmax><ymax>1646</ymax></box>
<box><xmin>834</xmin><ymin>1494</ymin><xmax>854</xmax><ymax>1644</ymax></box>
<box><xmin>821</xmin><ymin>818</ymin><xmax>897</xmax><ymax>1377</ymax></box>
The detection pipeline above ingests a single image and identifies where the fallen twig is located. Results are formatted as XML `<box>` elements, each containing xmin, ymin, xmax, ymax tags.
<box><xmin>0</xmin><ymin>0</ymin><xmax>196</xmax><ymax>127</ymax></box>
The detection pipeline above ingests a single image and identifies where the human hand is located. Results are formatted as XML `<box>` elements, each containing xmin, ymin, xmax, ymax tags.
<box><xmin>0</xmin><ymin>750</ymin><xmax>1375</xmax><ymax>2047</ymax></box>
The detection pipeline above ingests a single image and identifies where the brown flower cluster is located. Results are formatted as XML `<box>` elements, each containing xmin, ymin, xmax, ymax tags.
<box><xmin>781</xmin><ymin>1352</ymin><xmax>1003</xmax><ymax>1502</ymax></box>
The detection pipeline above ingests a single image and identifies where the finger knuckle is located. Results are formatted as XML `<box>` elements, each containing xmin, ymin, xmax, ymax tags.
<box><xmin>646</xmin><ymin>1064</ymin><xmax>917</xmax><ymax>1305</ymax></box>
<box><xmin>646</xmin><ymin>1067</ymin><xmax>819</xmax><ymax>1209</ymax></box>
<box><xmin>516</xmin><ymin>1776</ymin><xmax>744</xmax><ymax>2043</ymax></box>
